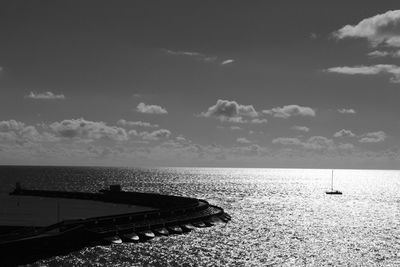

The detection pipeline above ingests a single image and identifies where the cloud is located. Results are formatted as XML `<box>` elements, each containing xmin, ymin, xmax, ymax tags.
<box><xmin>0</xmin><ymin>120</ymin><xmax>45</xmax><ymax>143</ymax></box>
<box><xmin>200</xmin><ymin>99</ymin><xmax>258</xmax><ymax>123</ymax></box>
<box><xmin>50</xmin><ymin>118</ymin><xmax>128</xmax><ymax>142</ymax></box>
<box><xmin>250</xmin><ymin>118</ymin><xmax>268</xmax><ymax>124</ymax></box>
<box><xmin>262</xmin><ymin>105</ymin><xmax>316</xmax><ymax>118</ymax></box>
<box><xmin>236</xmin><ymin>137</ymin><xmax>251</xmax><ymax>144</ymax></box>
<box><xmin>310</xmin><ymin>33</ymin><xmax>317</xmax><ymax>39</ymax></box>
<box><xmin>367</xmin><ymin>50</ymin><xmax>400</xmax><ymax>58</ymax></box>
<box><xmin>163</xmin><ymin>49</ymin><xmax>217</xmax><ymax>63</ymax></box>
<box><xmin>272</xmin><ymin>137</ymin><xmax>303</xmax><ymax>146</ymax></box>
<box><xmin>333</xmin><ymin>10</ymin><xmax>400</xmax><ymax>47</ymax></box>
<box><xmin>140</xmin><ymin>129</ymin><xmax>171</xmax><ymax>141</ymax></box>
<box><xmin>230</xmin><ymin>126</ymin><xmax>241</xmax><ymax>130</ymax></box>
<box><xmin>137</xmin><ymin>102</ymin><xmax>168</xmax><ymax>114</ymax></box>
<box><xmin>25</xmin><ymin>91</ymin><xmax>65</xmax><ymax>100</ymax></box>
<box><xmin>292</xmin><ymin>125</ymin><xmax>310</xmax><ymax>132</ymax></box>
<box><xmin>117</xmin><ymin>119</ymin><xmax>158</xmax><ymax>128</ymax></box>
<box><xmin>163</xmin><ymin>49</ymin><xmax>234</xmax><ymax>66</ymax></box>
<box><xmin>359</xmin><ymin>131</ymin><xmax>386</xmax><ymax>143</ymax></box>
<box><xmin>272</xmin><ymin>135</ymin><xmax>352</xmax><ymax>151</ymax></box>
<box><xmin>338</xmin><ymin>108</ymin><xmax>356</xmax><ymax>114</ymax></box>
<box><xmin>325</xmin><ymin>64</ymin><xmax>400</xmax><ymax>83</ymax></box>
<box><xmin>221</xmin><ymin>59</ymin><xmax>235</xmax><ymax>65</ymax></box>
<box><xmin>334</xmin><ymin>129</ymin><xmax>356</xmax><ymax>138</ymax></box>
<box><xmin>303</xmin><ymin>136</ymin><xmax>335</xmax><ymax>150</ymax></box>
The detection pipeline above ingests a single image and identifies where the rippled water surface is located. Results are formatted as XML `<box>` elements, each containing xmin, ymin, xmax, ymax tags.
<box><xmin>1</xmin><ymin>166</ymin><xmax>400</xmax><ymax>266</ymax></box>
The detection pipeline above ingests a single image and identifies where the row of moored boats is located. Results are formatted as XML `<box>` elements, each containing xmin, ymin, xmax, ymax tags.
<box><xmin>103</xmin><ymin>213</ymin><xmax>231</xmax><ymax>244</ymax></box>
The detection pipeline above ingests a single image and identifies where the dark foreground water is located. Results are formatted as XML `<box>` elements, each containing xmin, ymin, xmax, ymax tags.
<box><xmin>1</xmin><ymin>166</ymin><xmax>400</xmax><ymax>266</ymax></box>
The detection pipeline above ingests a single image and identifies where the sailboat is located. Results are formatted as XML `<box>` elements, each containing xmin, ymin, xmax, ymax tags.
<box><xmin>325</xmin><ymin>170</ymin><xmax>342</xmax><ymax>195</ymax></box>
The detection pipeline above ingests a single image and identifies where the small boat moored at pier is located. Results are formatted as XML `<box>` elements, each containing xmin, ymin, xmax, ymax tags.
<box><xmin>104</xmin><ymin>235</ymin><xmax>122</xmax><ymax>244</ymax></box>
<box><xmin>181</xmin><ymin>223</ymin><xmax>195</xmax><ymax>231</ymax></box>
<box><xmin>122</xmin><ymin>232</ymin><xmax>140</xmax><ymax>242</ymax></box>
<box><xmin>192</xmin><ymin>221</ymin><xmax>206</xmax><ymax>228</ymax></box>
<box><xmin>168</xmin><ymin>225</ymin><xmax>183</xmax><ymax>234</ymax></box>
<box><xmin>153</xmin><ymin>227</ymin><xmax>169</xmax><ymax>236</ymax></box>
<box><xmin>138</xmin><ymin>230</ymin><xmax>155</xmax><ymax>239</ymax></box>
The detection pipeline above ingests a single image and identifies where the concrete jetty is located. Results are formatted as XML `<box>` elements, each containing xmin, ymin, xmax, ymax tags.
<box><xmin>0</xmin><ymin>184</ymin><xmax>230</xmax><ymax>263</ymax></box>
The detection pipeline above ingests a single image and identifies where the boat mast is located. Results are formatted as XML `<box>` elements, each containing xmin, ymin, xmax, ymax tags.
<box><xmin>331</xmin><ymin>170</ymin><xmax>334</xmax><ymax>191</ymax></box>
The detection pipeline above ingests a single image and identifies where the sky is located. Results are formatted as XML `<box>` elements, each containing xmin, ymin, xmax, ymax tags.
<box><xmin>1</xmin><ymin>0</ymin><xmax>400</xmax><ymax>169</ymax></box>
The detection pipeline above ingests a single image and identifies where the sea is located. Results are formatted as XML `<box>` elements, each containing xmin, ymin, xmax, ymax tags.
<box><xmin>0</xmin><ymin>166</ymin><xmax>399</xmax><ymax>266</ymax></box>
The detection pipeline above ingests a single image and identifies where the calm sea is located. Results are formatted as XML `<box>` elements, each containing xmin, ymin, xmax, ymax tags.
<box><xmin>0</xmin><ymin>166</ymin><xmax>399</xmax><ymax>266</ymax></box>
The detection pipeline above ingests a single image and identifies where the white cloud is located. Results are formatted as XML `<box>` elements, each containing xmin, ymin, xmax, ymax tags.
<box><xmin>338</xmin><ymin>108</ymin><xmax>356</xmax><ymax>114</ymax></box>
<box><xmin>236</xmin><ymin>137</ymin><xmax>251</xmax><ymax>144</ymax></box>
<box><xmin>117</xmin><ymin>119</ymin><xmax>158</xmax><ymax>128</ymax></box>
<box><xmin>25</xmin><ymin>91</ymin><xmax>65</xmax><ymax>100</ymax></box>
<box><xmin>310</xmin><ymin>32</ymin><xmax>317</xmax><ymax>39</ymax></box>
<box><xmin>230</xmin><ymin>126</ymin><xmax>241</xmax><ymax>130</ymax></box>
<box><xmin>334</xmin><ymin>129</ymin><xmax>356</xmax><ymax>138</ymax></box>
<box><xmin>303</xmin><ymin>136</ymin><xmax>335</xmax><ymax>150</ymax></box>
<box><xmin>221</xmin><ymin>59</ymin><xmax>235</xmax><ymax>65</ymax></box>
<box><xmin>292</xmin><ymin>125</ymin><xmax>310</xmax><ymax>132</ymax></box>
<box><xmin>367</xmin><ymin>50</ymin><xmax>400</xmax><ymax>58</ymax></box>
<box><xmin>200</xmin><ymin>99</ymin><xmax>258</xmax><ymax>123</ymax></box>
<box><xmin>137</xmin><ymin>102</ymin><xmax>168</xmax><ymax>114</ymax></box>
<box><xmin>333</xmin><ymin>10</ymin><xmax>400</xmax><ymax>47</ymax></box>
<box><xmin>0</xmin><ymin>120</ymin><xmax>45</xmax><ymax>143</ymax></box>
<box><xmin>164</xmin><ymin>49</ymin><xmax>234</xmax><ymax>65</ymax></box>
<box><xmin>359</xmin><ymin>131</ymin><xmax>386</xmax><ymax>143</ymax></box>
<box><xmin>272</xmin><ymin>137</ymin><xmax>302</xmax><ymax>146</ymax></box>
<box><xmin>263</xmin><ymin>105</ymin><xmax>316</xmax><ymax>118</ymax></box>
<box><xmin>250</xmin><ymin>118</ymin><xmax>268</xmax><ymax>124</ymax></box>
<box><xmin>325</xmin><ymin>64</ymin><xmax>400</xmax><ymax>83</ymax></box>
<box><xmin>272</xmin><ymin>135</ymin><xmax>352</xmax><ymax>151</ymax></box>
<box><xmin>50</xmin><ymin>118</ymin><xmax>128</xmax><ymax>142</ymax></box>
<box><xmin>163</xmin><ymin>49</ymin><xmax>217</xmax><ymax>63</ymax></box>
<box><xmin>140</xmin><ymin>129</ymin><xmax>171</xmax><ymax>141</ymax></box>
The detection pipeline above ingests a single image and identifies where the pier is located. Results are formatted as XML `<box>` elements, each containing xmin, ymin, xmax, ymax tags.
<box><xmin>0</xmin><ymin>184</ymin><xmax>230</xmax><ymax>264</ymax></box>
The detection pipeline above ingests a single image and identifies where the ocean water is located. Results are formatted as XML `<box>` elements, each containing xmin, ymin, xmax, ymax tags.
<box><xmin>0</xmin><ymin>166</ymin><xmax>400</xmax><ymax>266</ymax></box>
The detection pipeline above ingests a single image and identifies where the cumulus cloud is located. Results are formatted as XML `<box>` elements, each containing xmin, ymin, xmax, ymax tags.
<box><xmin>236</xmin><ymin>137</ymin><xmax>251</xmax><ymax>144</ymax></box>
<box><xmin>359</xmin><ymin>131</ymin><xmax>386</xmax><ymax>143</ymax></box>
<box><xmin>163</xmin><ymin>49</ymin><xmax>235</xmax><ymax>66</ymax></box>
<box><xmin>140</xmin><ymin>129</ymin><xmax>171</xmax><ymax>141</ymax></box>
<box><xmin>292</xmin><ymin>125</ymin><xmax>310</xmax><ymax>132</ymax></box>
<box><xmin>272</xmin><ymin>137</ymin><xmax>302</xmax><ymax>146</ymax></box>
<box><xmin>25</xmin><ymin>91</ymin><xmax>65</xmax><ymax>100</ymax></box>
<box><xmin>0</xmin><ymin>120</ymin><xmax>44</xmax><ymax>143</ymax></box>
<box><xmin>333</xmin><ymin>10</ymin><xmax>400</xmax><ymax>47</ymax></box>
<box><xmin>325</xmin><ymin>64</ymin><xmax>400</xmax><ymax>83</ymax></box>
<box><xmin>367</xmin><ymin>50</ymin><xmax>400</xmax><ymax>58</ymax></box>
<box><xmin>137</xmin><ymin>102</ymin><xmax>168</xmax><ymax>114</ymax></box>
<box><xmin>303</xmin><ymin>136</ymin><xmax>335</xmax><ymax>150</ymax></box>
<box><xmin>50</xmin><ymin>118</ymin><xmax>128</xmax><ymax>142</ymax></box>
<box><xmin>164</xmin><ymin>49</ymin><xmax>217</xmax><ymax>62</ymax></box>
<box><xmin>250</xmin><ymin>118</ymin><xmax>268</xmax><ymax>124</ymax></box>
<box><xmin>200</xmin><ymin>99</ymin><xmax>258</xmax><ymax>123</ymax></box>
<box><xmin>117</xmin><ymin>119</ymin><xmax>158</xmax><ymax>128</ymax></box>
<box><xmin>338</xmin><ymin>108</ymin><xmax>356</xmax><ymax>114</ymax></box>
<box><xmin>334</xmin><ymin>129</ymin><xmax>356</xmax><ymax>138</ymax></box>
<box><xmin>230</xmin><ymin>126</ymin><xmax>241</xmax><ymax>130</ymax></box>
<box><xmin>221</xmin><ymin>59</ymin><xmax>235</xmax><ymax>65</ymax></box>
<box><xmin>262</xmin><ymin>105</ymin><xmax>316</xmax><ymax>118</ymax></box>
<box><xmin>272</xmin><ymin>135</ymin><xmax>352</xmax><ymax>151</ymax></box>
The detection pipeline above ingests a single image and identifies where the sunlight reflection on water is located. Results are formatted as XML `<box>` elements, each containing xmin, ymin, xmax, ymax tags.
<box><xmin>1</xmin><ymin>167</ymin><xmax>399</xmax><ymax>266</ymax></box>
